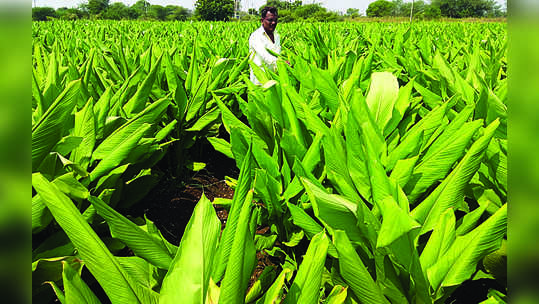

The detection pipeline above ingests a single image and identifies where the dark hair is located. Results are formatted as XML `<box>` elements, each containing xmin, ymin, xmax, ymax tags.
<box><xmin>261</xmin><ymin>6</ymin><xmax>278</xmax><ymax>18</ymax></box>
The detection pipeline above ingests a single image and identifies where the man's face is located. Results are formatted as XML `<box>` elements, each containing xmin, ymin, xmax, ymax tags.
<box><xmin>261</xmin><ymin>12</ymin><xmax>278</xmax><ymax>34</ymax></box>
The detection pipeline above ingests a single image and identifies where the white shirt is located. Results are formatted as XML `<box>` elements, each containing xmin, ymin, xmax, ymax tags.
<box><xmin>248</xmin><ymin>25</ymin><xmax>281</xmax><ymax>85</ymax></box>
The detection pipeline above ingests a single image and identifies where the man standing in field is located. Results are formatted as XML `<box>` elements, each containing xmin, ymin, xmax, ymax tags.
<box><xmin>249</xmin><ymin>6</ymin><xmax>281</xmax><ymax>85</ymax></box>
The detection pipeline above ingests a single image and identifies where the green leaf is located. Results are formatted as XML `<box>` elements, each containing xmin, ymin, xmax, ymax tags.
<box><xmin>123</xmin><ymin>55</ymin><xmax>163</xmax><ymax>115</ymax></box>
<box><xmin>207</xmin><ymin>137</ymin><xmax>234</xmax><ymax>159</ymax></box>
<box><xmin>89</xmin><ymin>196</ymin><xmax>173</xmax><ymax>270</ymax></box>
<box><xmin>427</xmin><ymin>204</ymin><xmax>507</xmax><ymax>290</ymax></box>
<box><xmin>255</xmin><ymin>268</ymin><xmax>292</xmax><ymax>304</ymax></box>
<box><xmin>365</xmin><ymin>72</ymin><xmax>399</xmax><ymax>133</ymax></box>
<box><xmin>212</xmin><ymin>142</ymin><xmax>254</xmax><ymax>282</ymax></box>
<box><xmin>405</xmin><ymin>120</ymin><xmax>482</xmax><ymax>202</ymax></box>
<box><xmin>159</xmin><ymin>194</ymin><xmax>221</xmax><ymax>304</ymax></box>
<box><xmin>70</xmin><ymin>97</ymin><xmax>96</xmax><ymax>171</ymax></box>
<box><xmin>284</xmin><ymin>231</ymin><xmax>329</xmax><ymax>304</ymax></box>
<box><xmin>92</xmin><ymin>97</ymin><xmax>170</xmax><ymax>160</ymax></box>
<box><xmin>62</xmin><ymin>260</ymin><xmax>102</xmax><ymax>304</ymax></box>
<box><xmin>419</xmin><ymin>208</ymin><xmax>456</xmax><ymax>274</ymax></box>
<box><xmin>323</xmin><ymin>285</ymin><xmax>347</xmax><ymax>304</ymax></box>
<box><xmin>219</xmin><ymin>190</ymin><xmax>256</xmax><ymax>304</ymax></box>
<box><xmin>32</xmin><ymin>79</ymin><xmax>81</xmax><ymax>170</ymax></box>
<box><xmin>89</xmin><ymin>123</ymin><xmax>151</xmax><ymax>182</ymax></box>
<box><xmin>245</xmin><ymin>266</ymin><xmax>277</xmax><ymax>303</ymax></box>
<box><xmin>302</xmin><ymin>179</ymin><xmax>366</xmax><ymax>247</ymax></box>
<box><xmin>333</xmin><ymin>231</ymin><xmax>388</xmax><ymax>304</ymax></box>
<box><xmin>32</xmin><ymin>173</ymin><xmax>156</xmax><ymax>304</ymax></box>
<box><xmin>412</xmin><ymin>119</ymin><xmax>500</xmax><ymax>234</ymax></box>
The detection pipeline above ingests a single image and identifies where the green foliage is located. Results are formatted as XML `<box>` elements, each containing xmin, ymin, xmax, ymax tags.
<box><xmin>346</xmin><ymin>8</ymin><xmax>360</xmax><ymax>17</ymax></box>
<box><xmin>366</xmin><ymin>0</ymin><xmax>396</xmax><ymax>17</ymax></box>
<box><xmin>393</xmin><ymin>0</ymin><xmax>428</xmax><ymax>18</ymax></box>
<box><xmin>165</xmin><ymin>5</ymin><xmax>191</xmax><ymax>21</ymax></box>
<box><xmin>424</xmin><ymin>4</ymin><xmax>442</xmax><ymax>19</ymax></box>
<box><xmin>195</xmin><ymin>0</ymin><xmax>234</xmax><ymax>21</ymax></box>
<box><xmin>102</xmin><ymin>2</ymin><xmax>129</xmax><ymax>20</ymax></box>
<box><xmin>55</xmin><ymin>7</ymin><xmax>85</xmax><ymax>20</ymax></box>
<box><xmin>32</xmin><ymin>7</ymin><xmax>57</xmax><ymax>21</ymax></box>
<box><xmin>32</xmin><ymin>20</ymin><xmax>507</xmax><ymax>303</ymax></box>
<box><xmin>432</xmin><ymin>0</ymin><xmax>503</xmax><ymax>18</ymax></box>
<box><xmin>87</xmin><ymin>0</ymin><xmax>109</xmax><ymax>16</ymax></box>
<box><xmin>259</xmin><ymin>0</ymin><xmax>303</xmax><ymax>13</ymax></box>
<box><xmin>33</xmin><ymin>0</ymin><xmax>192</xmax><ymax>21</ymax></box>
<box><xmin>148</xmin><ymin>5</ymin><xmax>168</xmax><ymax>21</ymax></box>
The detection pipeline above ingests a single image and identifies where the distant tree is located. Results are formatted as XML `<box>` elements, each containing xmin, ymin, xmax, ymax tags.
<box><xmin>149</xmin><ymin>5</ymin><xmax>168</xmax><ymax>20</ymax></box>
<box><xmin>248</xmin><ymin>8</ymin><xmax>257</xmax><ymax>15</ymax></box>
<box><xmin>194</xmin><ymin>0</ymin><xmax>234</xmax><ymax>21</ymax></box>
<box><xmin>56</xmin><ymin>7</ymin><xmax>69</xmax><ymax>19</ymax></box>
<box><xmin>400</xmin><ymin>0</ymin><xmax>427</xmax><ymax>17</ymax></box>
<box><xmin>103</xmin><ymin>2</ymin><xmax>129</xmax><ymax>20</ymax></box>
<box><xmin>293</xmin><ymin>3</ymin><xmax>326</xmax><ymax>18</ymax></box>
<box><xmin>125</xmin><ymin>6</ymin><xmax>141</xmax><ymax>19</ymax></box>
<box><xmin>56</xmin><ymin>7</ymin><xmax>84</xmax><ymax>20</ymax></box>
<box><xmin>77</xmin><ymin>3</ymin><xmax>90</xmax><ymax>18</ymax></box>
<box><xmin>424</xmin><ymin>4</ymin><xmax>442</xmax><ymax>18</ymax></box>
<box><xmin>132</xmin><ymin>0</ymin><xmax>150</xmax><ymax>18</ymax></box>
<box><xmin>32</xmin><ymin>7</ymin><xmax>57</xmax><ymax>21</ymax></box>
<box><xmin>88</xmin><ymin>0</ymin><xmax>109</xmax><ymax>16</ymax></box>
<box><xmin>431</xmin><ymin>0</ymin><xmax>501</xmax><ymax>18</ymax></box>
<box><xmin>260</xmin><ymin>0</ymin><xmax>302</xmax><ymax>12</ymax></box>
<box><xmin>166</xmin><ymin>5</ymin><xmax>191</xmax><ymax>21</ymax></box>
<box><xmin>391</xmin><ymin>0</ymin><xmax>404</xmax><ymax>15</ymax></box>
<box><xmin>310</xmin><ymin>10</ymin><xmax>342</xmax><ymax>22</ymax></box>
<box><xmin>366</xmin><ymin>0</ymin><xmax>396</xmax><ymax>17</ymax></box>
<box><xmin>278</xmin><ymin>9</ymin><xmax>295</xmax><ymax>22</ymax></box>
<box><xmin>346</xmin><ymin>8</ymin><xmax>360</xmax><ymax>17</ymax></box>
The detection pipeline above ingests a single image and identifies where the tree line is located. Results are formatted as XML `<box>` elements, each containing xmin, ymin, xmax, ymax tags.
<box><xmin>32</xmin><ymin>0</ymin><xmax>191</xmax><ymax>21</ymax></box>
<box><xmin>33</xmin><ymin>0</ymin><xmax>506</xmax><ymax>22</ymax></box>
<box><xmin>366</xmin><ymin>0</ymin><xmax>506</xmax><ymax>18</ymax></box>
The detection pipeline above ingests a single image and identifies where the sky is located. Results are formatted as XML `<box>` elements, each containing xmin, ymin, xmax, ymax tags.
<box><xmin>33</xmin><ymin>0</ymin><xmax>506</xmax><ymax>15</ymax></box>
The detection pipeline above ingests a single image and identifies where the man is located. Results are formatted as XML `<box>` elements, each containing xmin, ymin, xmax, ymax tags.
<box><xmin>248</xmin><ymin>6</ymin><xmax>280</xmax><ymax>85</ymax></box>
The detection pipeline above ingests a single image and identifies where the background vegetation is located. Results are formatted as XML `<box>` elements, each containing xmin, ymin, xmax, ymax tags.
<box><xmin>32</xmin><ymin>0</ymin><xmax>506</xmax><ymax>22</ymax></box>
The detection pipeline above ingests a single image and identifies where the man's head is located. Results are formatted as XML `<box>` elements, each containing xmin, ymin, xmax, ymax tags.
<box><xmin>261</xmin><ymin>6</ymin><xmax>278</xmax><ymax>34</ymax></box>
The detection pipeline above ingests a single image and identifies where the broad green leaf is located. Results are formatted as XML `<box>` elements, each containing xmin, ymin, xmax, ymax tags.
<box><xmin>419</xmin><ymin>208</ymin><xmax>456</xmax><ymax>274</ymax></box>
<box><xmin>323</xmin><ymin>285</ymin><xmax>347</xmax><ymax>304</ymax></box>
<box><xmin>405</xmin><ymin>120</ymin><xmax>482</xmax><ymax>202</ymax></box>
<box><xmin>92</xmin><ymin>97</ymin><xmax>170</xmax><ymax>160</ymax></box>
<box><xmin>219</xmin><ymin>190</ymin><xmax>256</xmax><ymax>304</ymax></box>
<box><xmin>32</xmin><ymin>173</ymin><xmax>156</xmax><ymax>304</ymax></box>
<box><xmin>207</xmin><ymin>137</ymin><xmax>234</xmax><ymax>159</ymax></box>
<box><xmin>284</xmin><ymin>231</ymin><xmax>329</xmax><ymax>304</ymax></box>
<box><xmin>255</xmin><ymin>268</ymin><xmax>292</xmax><ymax>304</ymax></box>
<box><xmin>89</xmin><ymin>196</ymin><xmax>173</xmax><ymax>270</ymax></box>
<box><xmin>159</xmin><ymin>194</ymin><xmax>221</xmax><ymax>304</ymax></box>
<box><xmin>333</xmin><ymin>231</ymin><xmax>388</xmax><ymax>304</ymax></box>
<box><xmin>123</xmin><ymin>55</ymin><xmax>163</xmax><ymax>115</ymax></box>
<box><xmin>323</xmin><ymin>128</ymin><xmax>360</xmax><ymax>202</ymax></box>
<box><xmin>245</xmin><ymin>266</ymin><xmax>277</xmax><ymax>303</ymax></box>
<box><xmin>427</xmin><ymin>204</ymin><xmax>507</xmax><ymax>290</ymax></box>
<box><xmin>302</xmin><ymin>179</ymin><xmax>365</xmax><ymax>246</ymax></box>
<box><xmin>365</xmin><ymin>72</ymin><xmax>399</xmax><ymax>133</ymax></box>
<box><xmin>212</xmin><ymin>143</ymin><xmax>254</xmax><ymax>282</ymax></box>
<box><xmin>89</xmin><ymin>123</ymin><xmax>151</xmax><ymax>182</ymax></box>
<box><xmin>32</xmin><ymin>80</ymin><xmax>81</xmax><ymax>170</ymax></box>
<box><xmin>412</xmin><ymin>119</ymin><xmax>500</xmax><ymax>234</ymax></box>
<box><xmin>62</xmin><ymin>260</ymin><xmax>101</xmax><ymax>304</ymax></box>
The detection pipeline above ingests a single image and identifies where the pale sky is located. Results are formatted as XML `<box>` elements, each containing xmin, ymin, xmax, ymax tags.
<box><xmin>33</xmin><ymin>0</ymin><xmax>506</xmax><ymax>15</ymax></box>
